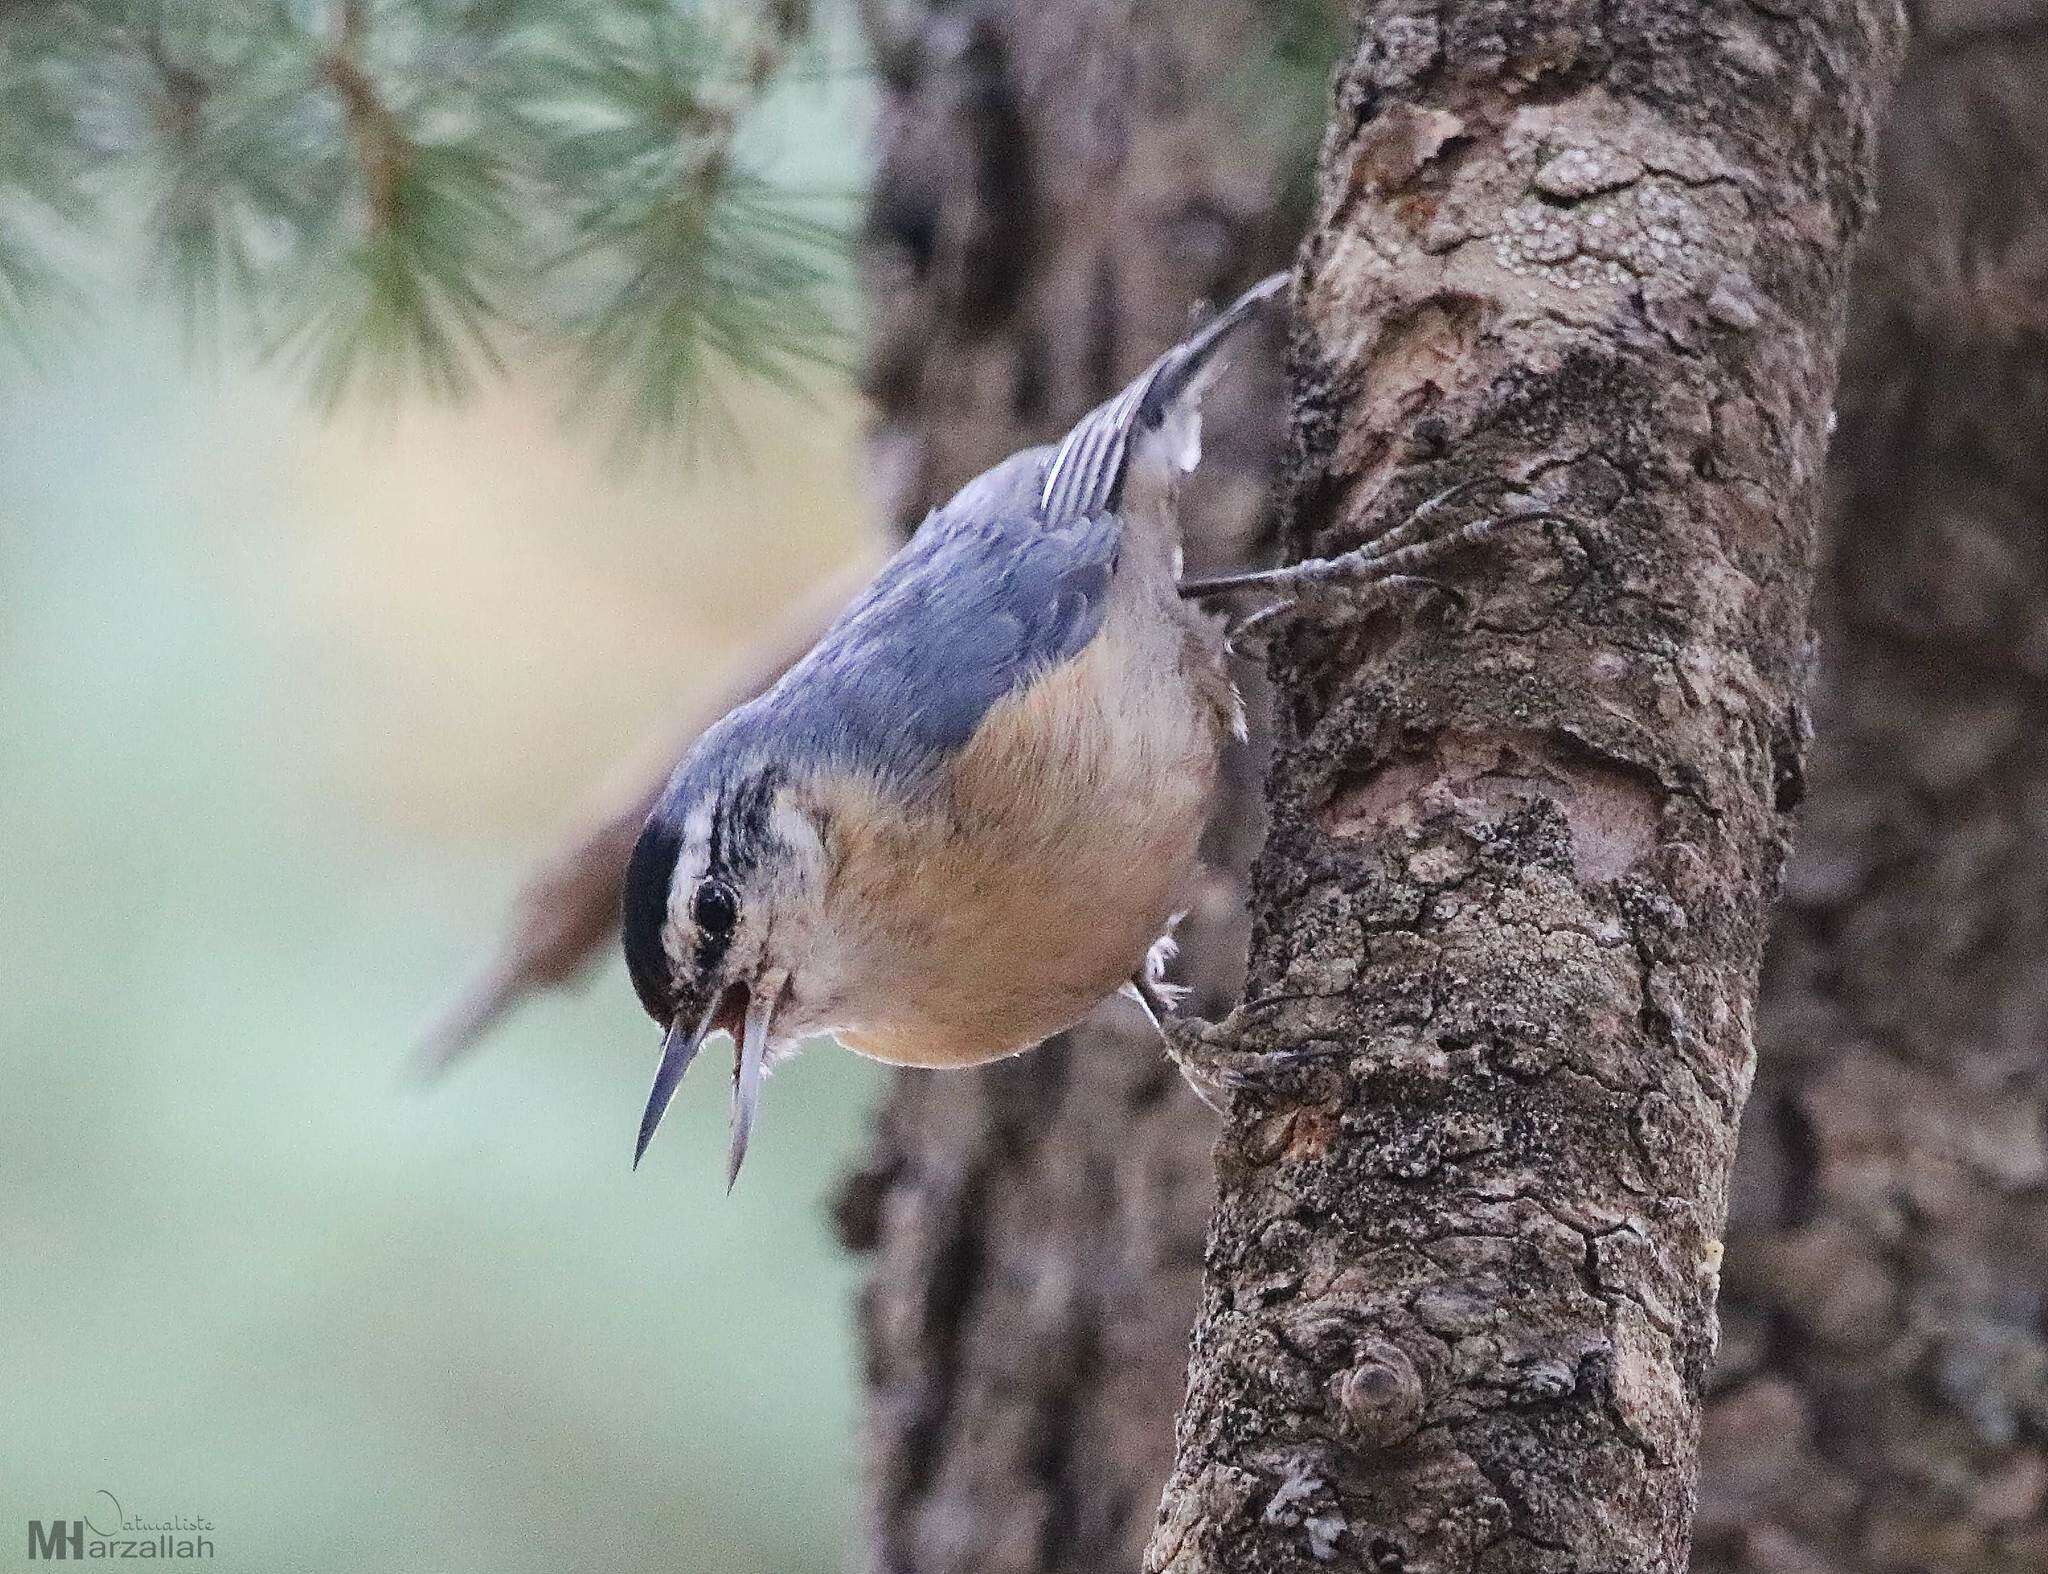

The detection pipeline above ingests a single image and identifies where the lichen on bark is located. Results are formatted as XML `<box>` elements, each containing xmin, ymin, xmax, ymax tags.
<box><xmin>1147</xmin><ymin>5</ymin><xmax>1907</xmax><ymax>1571</ymax></box>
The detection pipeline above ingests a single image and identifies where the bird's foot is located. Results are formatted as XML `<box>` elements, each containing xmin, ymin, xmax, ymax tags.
<box><xmin>1179</xmin><ymin>481</ymin><xmax>1559</xmax><ymax>645</ymax></box>
<box><xmin>1166</xmin><ymin>1015</ymin><xmax>1341</xmax><ymax>1113</ymax></box>
<box><xmin>1125</xmin><ymin>975</ymin><xmax>1341</xmax><ymax>1114</ymax></box>
<box><xmin>1227</xmin><ymin>573</ymin><xmax>1455</xmax><ymax>647</ymax></box>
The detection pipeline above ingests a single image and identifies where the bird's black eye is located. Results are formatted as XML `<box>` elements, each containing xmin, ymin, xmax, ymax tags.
<box><xmin>690</xmin><ymin>878</ymin><xmax>738</xmax><ymax>939</ymax></box>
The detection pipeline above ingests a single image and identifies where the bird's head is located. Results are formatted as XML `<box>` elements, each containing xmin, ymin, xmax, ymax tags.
<box><xmin>622</xmin><ymin>746</ymin><xmax>829</xmax><ymax>1184</ymax></box>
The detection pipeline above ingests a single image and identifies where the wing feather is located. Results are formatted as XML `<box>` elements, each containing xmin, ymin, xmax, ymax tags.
<box><xmin>1038</xmin><ymin>272</ymin><xmax>1286</xmax><ymax>525</ymax></box>
<box><xmin>696</xmin><ymin>272</ymin><xmax>1283</xmax><ymax>797</ymax></box>
<box><xmin>734</xmin><ymin>449</ymin><xmax>1120</xmax><ymax>789</ymax></box>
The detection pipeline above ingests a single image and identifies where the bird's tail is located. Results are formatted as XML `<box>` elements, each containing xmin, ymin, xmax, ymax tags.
<box><xmin>1038</xmin><ymin>272</ymin><xmax>1289</xmax><ymax>525</ymax></box>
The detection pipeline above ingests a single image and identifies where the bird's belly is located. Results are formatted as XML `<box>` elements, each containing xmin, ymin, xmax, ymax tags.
<box><xmin>808</xmin><ymin>604</ymin><xmax>1228</xmax><ymax>1069</ymax></box>
<box><xmin>833</xmin><ymin>811</ymin><xmax>1198</xmax><ymax>1069</ymax></box>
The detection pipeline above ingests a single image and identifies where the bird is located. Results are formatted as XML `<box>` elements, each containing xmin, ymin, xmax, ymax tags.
<box><xmin>620</xmin><ymin>270</ymin><xmax>1536</xmax><ymax>1185</ymax></box>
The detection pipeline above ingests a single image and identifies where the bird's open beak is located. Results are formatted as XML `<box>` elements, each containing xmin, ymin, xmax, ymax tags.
<box><xmin>633</xmin><ymin>970</ymin><xmax>786</xmax><ymax>1181</ymax></box>
<box><xmin>726</xmin><ymin>970</ymin><xmax>786</xmax><ymax>1192</ymax></box>
<box><xmin>633</xmin><ymin>995</ymin><xmax>721</xmax><ymax>1170</ymax></box>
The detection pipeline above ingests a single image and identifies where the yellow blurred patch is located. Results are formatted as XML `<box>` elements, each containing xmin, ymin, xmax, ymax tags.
<box><xmin>267</xmin><ymin>375</ymin><xmax>873</xmax><ymax>842</ymax></box>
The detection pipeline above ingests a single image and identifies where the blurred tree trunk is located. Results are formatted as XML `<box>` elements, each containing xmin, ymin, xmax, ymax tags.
<box><xmin>835</xmin><ymin>5</ymin><xmax>1296</xmax><ymax>1572</ymax></box>
<box><xmin>1695</xmin><ymin>10</ymin><xmax>2048</xmax><ymax>1572</ymax></box>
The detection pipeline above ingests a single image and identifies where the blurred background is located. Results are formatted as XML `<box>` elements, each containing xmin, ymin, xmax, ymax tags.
<box><xmin>0</xmin><ymin>10</ymin><xmax>883</xmax><ymax>1569</ymax></box>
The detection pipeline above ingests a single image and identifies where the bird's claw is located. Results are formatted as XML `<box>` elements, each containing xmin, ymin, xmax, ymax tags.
<box><xmin>1227</xmin><ymin>573</ymin><xmax>1458</xmax><ymax>649</ymax></box>
<box><xmin>1156</xmin><ymin>1009</ymin><xmax>1338</xmax><ymax>1113</ymax></box>
<box><xmin>1181</xmin><ymin>484</ymin><xmax>1561</xmax><ymax>647</ymax></box>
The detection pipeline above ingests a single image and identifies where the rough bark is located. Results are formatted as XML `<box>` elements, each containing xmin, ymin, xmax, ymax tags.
<box><xmin>1695</xmin><ymin>10</ymin><xmax>2048</xmax><ymax>1571</ymax></box>
<box><xmin>1146</xmin><ymin>6</ymin><xmax>1904</xmax><ymax>1572</ymax></box>
<box><xmin>837</xmin><ymin>5</ymin><xmax>1294</xmax><ymax>1572</ymax></box>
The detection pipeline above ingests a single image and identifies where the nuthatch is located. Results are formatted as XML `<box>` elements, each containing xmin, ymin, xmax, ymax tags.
<box><xmin>621</xmin><ymin>271</ymin><xmax>1533</xmax><ymax>1183</ymax></box>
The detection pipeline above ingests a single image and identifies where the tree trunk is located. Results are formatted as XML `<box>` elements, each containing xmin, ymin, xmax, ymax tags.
<box><xmin>1695</xmin><ymin>10</ymin><xmax>2048</xmax><ymax>1572</ymax></box>
<box><xmin>1144</xmin><ymin>4</ymin><xmax>1903</xmax><ymax>1570</ymax></box>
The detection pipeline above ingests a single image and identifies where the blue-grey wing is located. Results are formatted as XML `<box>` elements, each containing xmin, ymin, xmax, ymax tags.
<box><xmin>1039</xmin><ymin>272</ymin><xmax>1287</xmax><ymax>525</ymax></box>
<box><xmin>747</xmin><ymin>448</ymin><xmax>1121</xmax><ymax>786</ymax></box>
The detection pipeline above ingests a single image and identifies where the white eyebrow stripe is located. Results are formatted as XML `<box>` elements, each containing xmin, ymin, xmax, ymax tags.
<box><xmin>663</xmin><ymin>803</ymin><xmax>717</xmax><ymax>969</ymax></box>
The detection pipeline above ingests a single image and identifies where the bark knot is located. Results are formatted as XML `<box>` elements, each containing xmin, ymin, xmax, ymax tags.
<box><xmin>1349</xmin><ymin>103</ymin><xmax>1468</xmax><ymax>202</ymax></box>
<box><xmin>1337</xmin><ymin>1339</ymin><xmax>1425</xmax><ymax>1448</ymax></box>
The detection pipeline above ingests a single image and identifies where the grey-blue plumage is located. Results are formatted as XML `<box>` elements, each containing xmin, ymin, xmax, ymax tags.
<box><xmin>682</xmin><ymin>447</ymin><xmax>1120</xmax><ymax>801</ymax></box>
<box><xmin>660</xmin><ymin>273</ymin><xmax>1289</xmax><ymax>816</ymax></box>
<box><xmin>623</xmin><ymin>272</ymin><xmax>1290</xmax><ymax>1183</ymax></box>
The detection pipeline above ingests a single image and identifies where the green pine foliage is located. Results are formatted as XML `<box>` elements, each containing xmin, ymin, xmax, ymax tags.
<box><xmin>0</xmin><ymin>0</ymin><xmax>850</xmax><ymax>434</ymax></box>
